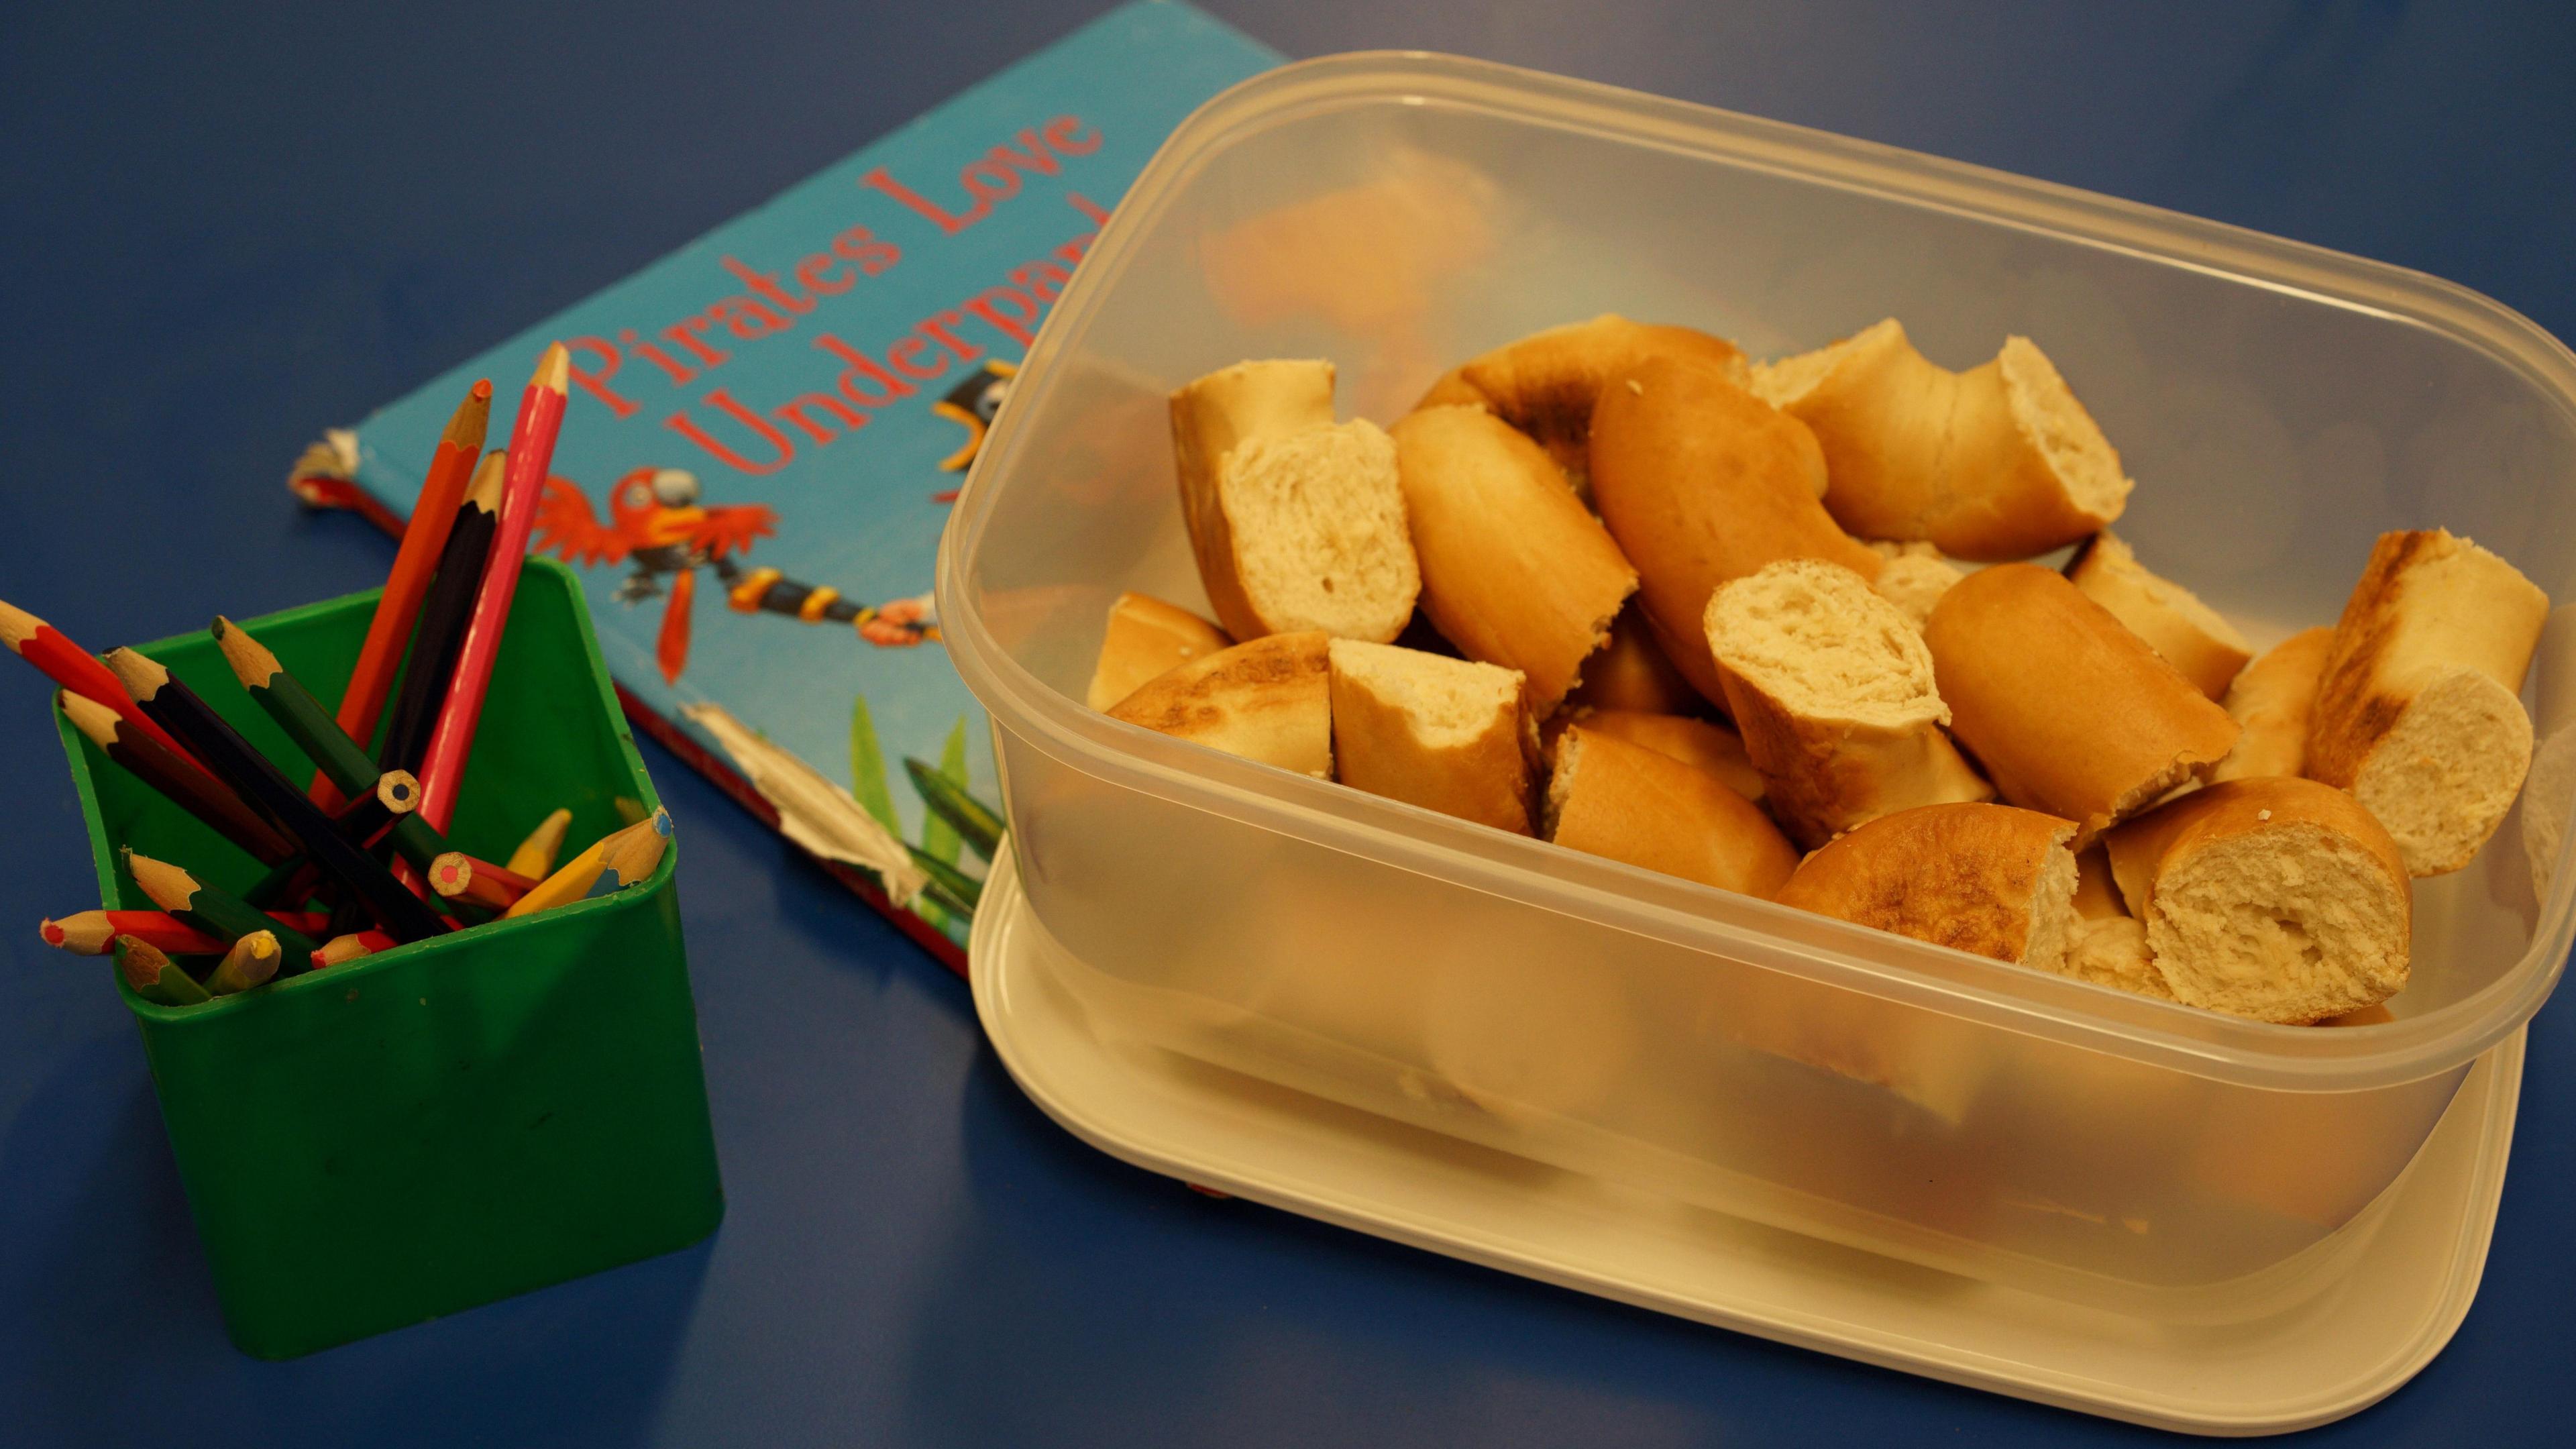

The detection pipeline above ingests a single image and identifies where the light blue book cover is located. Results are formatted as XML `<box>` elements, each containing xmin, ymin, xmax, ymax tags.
<box><xmin>327</xmin><ymin>2</ymin><xmax>1281</xmax><ymax>964</ymax></box>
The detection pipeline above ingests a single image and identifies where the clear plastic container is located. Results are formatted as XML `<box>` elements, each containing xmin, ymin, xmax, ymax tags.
<box><xmin>938</xmin><ymin>52</ymin><xmax>2576</xmax><ymax>1315</ymax></box>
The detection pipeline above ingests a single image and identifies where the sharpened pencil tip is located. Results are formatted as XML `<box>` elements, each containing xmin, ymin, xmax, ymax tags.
<box><xmin>39</xmin><ymin>919</ymin><xmax>63</xmax><ymax>946</ymax></box>
<box><xmin>531</xmin><ymin>343</ymin><xmax>571</xmax><ymax>395</ymax></box>
<box><xmin>0</xmin><ymin>598</ymin><xmax>41</xmax><ymax>653</ymax></box>
<box><xmin>472</xmin><ymin>378</ymin><xmax>493</xmax><ymax>400</ymax></box>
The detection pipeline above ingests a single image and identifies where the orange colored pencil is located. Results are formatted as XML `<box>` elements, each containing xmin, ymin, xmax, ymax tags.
<box><xmin>418</xmin><ymin>343</ymin><xmax>569</xmax><ymax>832</ymax></box>
<box><xmin>3</xmin><ymin>598</ymin><xmax>202</xmax><ymax>767</ymax></box>
<box><xmin>312</xmin><ymin>380</ymin><xmax>492</xmax><ymax>810</ymax></box>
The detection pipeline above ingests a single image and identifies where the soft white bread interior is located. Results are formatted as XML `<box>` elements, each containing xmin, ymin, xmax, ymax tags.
<box><xmin>1562</xmin><ymin>604</ymin><xmax>1704</xmax><ymax>715</ymax></box>
<box><xmin>1389</xmin><ymin>405</ymin><xmax>1638</xmax><ymax>714</ymax></box>
<box><xmin>2103</xmin><ymin>777</ymin><xmax>2411</xmax><ymax>1024</ymax></box>
<box><xmin>1086</xmin><ymin>592</ymin><xmax>1233</xmax><ymax>710</ymax></box>
<box><xmin>1545</xmin><ymin>726</ymin><xmax>1798</xmax><ymax>897</ymax></box>
<box><xmin>1107</xmin><ymin>630</ymin><xmax>1333</xmax><ymax>776</ymax></box>
<box><xmin>1772</xmin><ymin>803</ymin><xmax>2081</xmax><ymax>970</ymax></box>
<box><xmin>1752</xmin><ymin>319</ymin><xmax>2133</xmax><ymax>560</ymax></box>
<box><xmin>2210</xmin><ymin>626</ymin><xmax>2334</xmax><ymax>783</ymax></box>
<box><xmin>1923</xmin><ymin>563</ymin><xmax>2239</xmax><ymax>846</ymax></box>
<box><xmin>1169</xmin><ymin>360</ymin><xmax>1419</xmax><ymax>642</ymax></box>
<box><xmin>1563</xmin><ymin>708</ymin><xmax>1764</xmax><ymax>802</ymax></box>
<box><xmin>2057</xmin><ymin>916</ymin><xmax>2176</xmax><ymax>1001</ymax></box>
<box><xmin>2308</xmin><ymin>529</ymin><xmax>2550</xmax><ymax>877</ymax></box>
<box><xmin>1415</xmin><ymin>315</ymin><xmax>1748</xmax><ymax>480</ymax></box>
<box><xmin>1328</xmin><ymin>639</ymin><xmax>1535</xmax><ymax>833</ymax></box>
<box><xmin>1870</xmin><ymin>551</ymin><xmax>1966</xmax><ymax>629</ymax></box>
<box><xmin>1589</xmin><ymin>356</ymin><xmax>1884</xmax><ymax>707</ymax></box>
<box><xmin>2065</xmin><ymin>532</ymin><xmax>2252</xmax><ymax>699</ymax></box>
<box><xmin>1704</xmin><ymin>559</ymin><xmax>1992</xmax><ymax>846</ymax></box>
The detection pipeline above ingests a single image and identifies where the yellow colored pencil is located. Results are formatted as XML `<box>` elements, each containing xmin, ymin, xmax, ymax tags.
<box><xmin>502</xmin><ymin>809</ymin><xmax>672</xmax><ymax>918</ymax></box>
<box><xmin>505</xmin><ymin>808</ymin><xmax>574</xmax><ymax>877</ymax></box>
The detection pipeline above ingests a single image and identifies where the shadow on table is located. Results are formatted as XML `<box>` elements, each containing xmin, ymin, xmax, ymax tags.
<box><xmin>0</xmin><ymin>1030</ymin><xmax>714</xmax><ymax>1448</ymax></box>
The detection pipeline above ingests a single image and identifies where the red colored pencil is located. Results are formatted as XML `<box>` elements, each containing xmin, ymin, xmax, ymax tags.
<box><xmin>417</xmin><ymin>343</ymin><xmax>570</xmax><ymax>832</ymax></box>
<box><xmin>2</xmin><ymin>598</ymin><xmax>201</xmax><ymax>767</ymax></box>
<box><xmin>40</xmin><ymin>909</ymin><xmax>333</xmax><ymax>957</ymax></box>
<box><xmin>313</xmin><ymin>380</ymin><xmax>492</xmax><ymax>810</ymax></box>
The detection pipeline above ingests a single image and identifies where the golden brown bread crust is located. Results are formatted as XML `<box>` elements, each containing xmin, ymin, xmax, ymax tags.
<box><xmin>1588</xmin><ymin>356</ymin><xmax>1883</xmax><ymax>706</ymax></box>
<box><xmin>1085</xmin><ymin>592</ymin><xmax>1233</xmax><ymax>711</ymax></box>
<box><xmin>1167</xmin><ymin>361</ymin><xmax>1337</xmax><ymax>639</ymax></box>
<box><xmin>1106</xmin><ymin>630</ymin><xmax>1333</xmax><ymax>776</ymax></box>
<box><xmin>2306</xmin><ymin>529</ymin><xmax>2548</xmax><ymax>787</ymax></box>
<box><xmin>2063</xmin><ymin>532</ymin><xmax>2252</xmax><ymax>699</ymax></box>
<box><xmin>1715</xmin><ymin>664</ymin><xmax>1994</xmax><ymax>849</ymax></box>
<box><xmin>1413</xmin><ymin>315</ymin><xmax>1747</xmax><ymax>476</ymax></box>
<box><xmin>1328</xmin><ymin>643</ymin><xmax>1535</xmax><ymax>834</ymax></box>
<box><xmin>1547</xmin><ymin>727</ymin><xmax>1797</xmax><ymax>897</ymax></box>
<box><xmin>1388</xmin><ymin>405</ymin><xmax>1638</xmax><ymax>715</ymax></box>
<box><xmin>1561</xmin><ymin>605</ymin><xmax>1704</xmax><ymax>715</ymax></box>
<box><xmin>1757</xmin><ymin>321</ymin><xmax>2127</xmax><ymax>559</ymax></box>
<box><xmin>1564</xmin><ymin>709</ymin><xmax>1764</xmax><ymax>801</ymax></box>
<box><xmin>2210</xmin><ymin>626</ymin><xmax>2334</xmax><ymax>783</ymax></box>
<box><xmin>1922</xmin><ymin>564</ymin><xmax>2239</xmax><ymax>846</ymax></box>
<box><xmin>1772</xmin><ymin>803</ymin><xmax>2078</xmax><ymax>963</ymax></box>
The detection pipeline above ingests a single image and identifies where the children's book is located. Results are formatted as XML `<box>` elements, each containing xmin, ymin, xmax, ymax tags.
<box><xmin>303</xmin><ymin>1</ymin><xmax>1282</xmax><ymax>971</ymax></box>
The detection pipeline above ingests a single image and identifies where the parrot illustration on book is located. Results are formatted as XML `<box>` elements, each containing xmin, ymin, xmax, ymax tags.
<box><xmin>926</xmin><ymin>358</ymin><xmax>1016</xmax><ymax>501</ymax></box>
<box><xmin>533</xmin><ymin>466</ymin><xmax>936</xmax><ymax>684</ymax></box>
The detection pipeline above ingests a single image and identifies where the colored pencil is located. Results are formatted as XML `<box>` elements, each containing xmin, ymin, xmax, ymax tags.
<box><xmin>123</xmin><ymin>849</ymin><xmax>327</xmax><ymax>969</ymax></box>
<box><xmin>378</xmin><ymin>451</ymin><xmax>505</xmax><ymax>775</ymax></box>
<box><xmin>419</xmin><ymin>343</ymin><xmax>570</xmax><ymax>833</ymax></box>
<box><xmin>214</xmin><ymin>616</ymin><xmax>456</xmax><ymax>873</ymax></box>
<box><xmin>2</xmin><ymin>597</ymin><xmax>201</xmax><ymax>767</ymax></box>
<box><xmin>115</xmin><ymin>935</ymin><xmax>209</xmax><ymax>1008</ymax></box>
<box><xmin>106</xmin><ymin>648</ymin><xmax>449</xmax><ymax>944</ymax></box>
<box><xmin>426</xmin><ymin>852</ymin><xmax>535</xmax><ymax>912</ymax></box>
<box><xmin>312</xmin><ymin>930</ymin><xmax>396</xmax><ymax>970</ymax></box>
<box><xmin>207</xmin><ymin>930</ymin><xmax>280</xmax><ymax>995</ymax></box>
<box><xmin>57</xmin><ymin>692</ymin><xmax>294</xmax><ymax>865</ymax></box>
<box><xmin>502</xmin><ymin>808</ymin><xmax>672</xmax><ymax>918</ymax></box>
<box><xmin>41</xmin><ymin>909</ymin><xmax>331</xmax><ymax>957</ymax></box>
<box><xmin>313</xmin><ymin>379</ymin><xmax>493</xmax><ymax>810</ymax></box>
<box><xmin>506</xmin><ymin>807</ymin><xmax>573</xmax><ymax>877</ymax></box>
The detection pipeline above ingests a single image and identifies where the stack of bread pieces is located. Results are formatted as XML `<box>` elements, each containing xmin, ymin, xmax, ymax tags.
<box><xmin>1090</xmin><ymin>315</ymin><xmax>2552</xmax><ymax>1026</ymax></box>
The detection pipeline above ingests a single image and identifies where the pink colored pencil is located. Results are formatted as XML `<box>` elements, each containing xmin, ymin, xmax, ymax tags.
<box><xmin>415</xmin><ymin>344</ymin><xmax>570</xmax><ymax>832</ymax></box>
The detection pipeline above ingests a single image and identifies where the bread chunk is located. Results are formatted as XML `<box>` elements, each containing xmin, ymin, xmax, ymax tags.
<box><xmin>1705</xmin><ymin>559</ymin><xmax>1992</xmax><ymax>846</ymax></box>
<box><xmin>1086</xmin><ymin>592</ymin><xmax>1231</xmax><ymax>710</ymax></box>
<box><xmin>1108</xmin><ymin>631</ymin><xmax>1334</xmax><ymax>776</ymax></box>
<box><xmin>1773</xmin><ymin>803</ymin><xmax>2082</xmax><ymax>970</ymax></box>
<box><xmin>2065</xmin><ymin>532</ymin><xmax>2251</xmax><ymax>698</ymax></box>
<box><xmin>1328</xmin><ymin>640</ymin><xmax>1535</xmax><ymax>833</ymax></box>
<box><xmin>1545</xmin><ymin>727</ymin><xmax>1796</xmax><ymax>896</ymax></box>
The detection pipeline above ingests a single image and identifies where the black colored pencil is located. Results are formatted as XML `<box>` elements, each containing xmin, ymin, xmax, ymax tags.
<box><xmin>378</xmin><ymin>450</ymin><xmax>504</xmax><ymax>775</ymax></box>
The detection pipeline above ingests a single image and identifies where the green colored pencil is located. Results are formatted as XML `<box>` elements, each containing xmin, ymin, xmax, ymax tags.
<box><xmin>124</xmin><ymin>848</ymin><xmax>324</xmax><ymax>973</ymax></box>
<box><xmin>213</xmin><ymin>618</ymin><xmax>454</xmax><ymax>873</ymax></box>
<box><xmin>115</xmin><ymin>934</ymin><xmax>210</xmax><ymax>1007</ymax></box>
<box><xmin>904</xmin><ymin>757</ymin><xmax>1003</xmax><ymax>861</ymax></box>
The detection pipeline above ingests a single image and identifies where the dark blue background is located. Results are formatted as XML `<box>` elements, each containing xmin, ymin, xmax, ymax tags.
<box><xmin>2</xmin><ymin>2</ymin><xmax>2568</xmax><ymax>1443</ymax></box>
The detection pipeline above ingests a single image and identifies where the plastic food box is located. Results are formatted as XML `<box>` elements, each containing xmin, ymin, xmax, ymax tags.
<box><xmin>58</xmin><ymin>559</ymin><xmax>724</xmax><ymax>1358</ymax></box>
<box><xmin>938</xmin><ymin>52</ymin><xmax>2576</xmax><ymax>1315</ymax></box>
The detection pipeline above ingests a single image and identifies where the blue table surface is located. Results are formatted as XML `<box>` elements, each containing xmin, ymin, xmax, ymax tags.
<box><xmin>3</xmin><ymin>2</ymin><xmax>2570</xmax><ymax>1443</ymax></box>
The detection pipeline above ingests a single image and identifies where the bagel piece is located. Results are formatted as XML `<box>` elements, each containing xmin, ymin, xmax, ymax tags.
<box><xmin>1388</xmin><ymin>404</ymin><xmax>1638</xmax><ymax>714</ymax></box>
<box><xmin>1545</xmin><ymin>725</ymin><xmax>1798</xmax><ymax>897</ymax></box>
<box><xmin>2058</xmin><ymin>916</ymin><xmax>2176</xmax><ymax>1001</ymax></box>
<box><xmin>1169</xmin><ymin>360</ymin><xmax>1419</xmax><ymax>643</ymax></box>
<box><xmin>1562</xmin><ymin>604</ymin><xmax>1704</xmax><ymax>716</ymax></box>
<box><xmin>1328</xmin><ymin>639</ymin><xmax>1536</xmax><ymax>834</ymax></box>
<box><xmin>2065</xmin><ymin>532</ymin><xmax>2253</xmax><ymax>698</ymax></box>
<box><xmin>1773</xmin><ymin>803</ymin><xmax>2082</xmax><ymax>971</ymax></box>
<box><xmin>1107</xmin><ymin>631</ymin><xmax>1333</xmax><ymax>776</ymax></box>
<box><xmin>1414</xmin><ymin>314</ymin><xmax>1748</xmax><ymax>480</ymax></box>
<box><xmin>1865</xmin><ymin>540</ymin><xmax>1966</xmax><ymax>629</ymax></box>
<box><xmin>1563</xmin><ymin>708</ymin><xmax>1764</xmax><ymax>802</ymax></box>
<box><xmin>1752</xmin><ymin>319</ymin><xmax>2133</xmax><ymax>560</ymax></box>
<box><xmin>1085</xmin><ymin>592</ymin><xmax>1232</xmax><ymax>710</ymax></box>
<box><xmin>2307</xmin><ymin>529</ymin><xmax>2550</xmax><ymax>877</ymax></box>
<box><xmin>1923</xmin><ymin>563</ymin><xmax>2239</xmax><ymax>846</ymax></box>
<box><xmin>2103</xmin><ymin>777</ymin><xmax>2411</xmax><ymax>1024</ymax></box>
<box><xmin>2210</xmin><ymin>626</ymin><xmax>2334</xmax><ymax>783</ymax></box>
<box><xmin>1590</xmin><ymin>356</ymin><xmax>1884</xmax><ymax>707</ymax></box>
<box><xmin>1704</xmin><ymin>559</ymin><xmax>1992</xmax><ymax>847</ymax></box>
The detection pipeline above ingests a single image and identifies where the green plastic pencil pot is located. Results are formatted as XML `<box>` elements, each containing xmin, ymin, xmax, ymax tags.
<box><xmin>56</xmin><ymin>558</ymin><xmax>724</xmax><ymax>1359</ymax></box>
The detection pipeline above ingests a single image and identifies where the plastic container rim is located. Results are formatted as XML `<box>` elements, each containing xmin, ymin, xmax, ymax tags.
<box><xmin>936</xmin><ymin>49</ymin><xmax>2576</xmax><ymax>1094</ymax></box>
